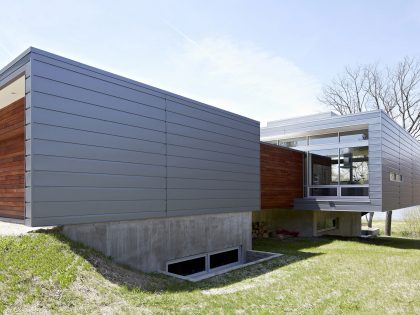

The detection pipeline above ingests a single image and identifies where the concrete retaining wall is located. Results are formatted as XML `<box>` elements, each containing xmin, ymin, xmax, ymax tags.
<box><xmin>62</xmin><ymin>211</ymin><xmax>252</xmax><ymax>272</ymax></box>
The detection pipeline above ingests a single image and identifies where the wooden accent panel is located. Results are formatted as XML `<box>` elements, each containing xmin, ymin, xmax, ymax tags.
<box><xmin>261</xmin><ymin>143</ymin><xmax>304</xmax><ymax>209</ymax></box>
<box><xmin>0</xmin><ymin>98</ymin><xmax>25</xmax><ymax>219</ymax></box>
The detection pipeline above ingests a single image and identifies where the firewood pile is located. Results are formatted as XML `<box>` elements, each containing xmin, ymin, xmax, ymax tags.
<box><xmin>252</xmin><ymin>221</ymin><xmax>269</xmax><ymax>238</ymax></box>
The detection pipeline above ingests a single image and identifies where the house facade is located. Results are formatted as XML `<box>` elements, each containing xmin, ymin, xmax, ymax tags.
<box><xmin>0</xmin><ymin>47</ymin><xmax>260</xmax><ymax>276</ymax></box>
<box><xmin>259</xmin><ymin>111</ymin><xmax>420</xmax><ymax>236</ymax></box>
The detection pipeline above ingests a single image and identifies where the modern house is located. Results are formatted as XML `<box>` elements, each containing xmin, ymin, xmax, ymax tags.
<box><xmin>0</xmin><ymin>47</ymin><xmax>260</xmax><ymax>277</ymax></box>
<box><xmin>258</xmin><ymin>111</ymin><xmax>420</xmax><ymax>236</ymax></box>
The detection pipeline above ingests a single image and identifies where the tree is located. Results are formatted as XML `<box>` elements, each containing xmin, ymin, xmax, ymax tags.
<box><xmin>319</xmin><ymin>57</ymin><xmax>420</xmax><ymax>236</ymax></box>
<box><xmin>319</xmin><ymin>58</ymin><xmax>420</xmax><ymax>139</ymax></box>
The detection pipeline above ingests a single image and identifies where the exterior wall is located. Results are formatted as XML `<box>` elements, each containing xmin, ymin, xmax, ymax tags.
<box><xmin>0</xmin><ymin>98</ymin><xmax>25</xmax><ymax>219</ymax></box>
<box><xmin>260</xmin><ymin>143</ymin><xmax>303</xmax><ymax>209</ymax></box>
<box><xmin>24</xmin><ymin>48</ymin><xmax>260</xmax><ymax>226</ymax></box>
<box><xmin>62</xmin><ymin>211</ymin><xmax>252</xmax><ymax>272</ymax></box>
<box><xmin>381</xmin><ymin>112</ymin><xmax>420</xmax><ymax>210</ymax></box>
<box><xmin>261</xmin><ymin>111</ymin><xmax>383</xmax><ymax>211</ymax></box>
<box><xmin>253</xmin><ymin>208</ymin><xmax>361</xmax><ymax>237</ymax></box>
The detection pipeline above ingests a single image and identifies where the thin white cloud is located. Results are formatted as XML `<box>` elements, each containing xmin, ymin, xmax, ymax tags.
<box><xmin>150</xmin><ymin>37</ymin><xmax>322</xmax><ymax>125</ymax></box>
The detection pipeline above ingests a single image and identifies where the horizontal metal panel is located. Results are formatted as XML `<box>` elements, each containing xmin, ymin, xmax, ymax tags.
<box><xmin>30</xmin><ymin>187</ymin><xmax>165</xmax><ymax>202</ymax></box>
<box><xmin>167</xmin><ymin>189</ymin><xmax>259</xmax><ymax>200</ymax></box>
<box><xmin>31</xmin><ymin>139</ymin><xmax>166</xmax><ymax>166</ymax></box>
<box><xmin>167</xmin><ymin>156</ymin><xmax>258</xmax><ymax>174</ymax></box>
<box><xmin>31</xmin><ymin>210</ymin><xmax>166</xmax><ymax>226</ymax></box>
<box><xmin>167</xmin><ymin>198</ymin><xmax>260</xmax><ymax>211</ymax></box>
<box><xmin>166</xmin><ymin>100</ymin><xmax>259</xmax><ymax>135</ymax></box>
<box><xmin>32</xmin><ymin>60</ymin><xmax>166</xmax><ymax>109</ymax></box>
<box><xmin>167</xmin><ymin>133</ymin><xmax>259</xmax><ymax>159</ymax></box>
<box><xmin>167</xmin><ymin>144</ymin><xmax>258</xmax><ymax>166</ymax></box>
<box><xmin>32</xmin><ymin>124</ymin><xmax>166</xmax><ymax>155</ymax></box>
<box><xmin>32</xmin><ymin>155</ymin><xmax>166</xmax><ymax>177</ymax></box>
<box><xmin>32</xmin><ymin>92</ymin><xmax>165</xmax><ymax>129</ymax></box>
<box><xmin>29</xmin><ymin>171</ymin><xmax>166</xmax><ymax>188</ymax></box>
<box><xmin>167</xmin><ymin>111</ymin><xmax>259</xmax><ymax>141</ymax></box>
<box><xmin>166</xmin><ymin>122</ymin><xmax>257</xmax><ymax>150</ymax></box>
<box><xmin>167</xmin><ymin>167</ymin><xmax>259</xmax><ymax>182</ymax></box>
<box><xmin>32</xmin><ymin>199</ymin><xmax>166</xmax><ymax>217</ymax></box>
<box><xmin>167</xmin><ymin>178</ymin><xmax>259</xmax><ymax>190</ymax></box>
<box><xmin>164</xmin><ymin>94</ymin><xmax>259</xmax><ymax>127</ymax></box>
<box><xmin>31</xmin><ymin>107</ymin><xmax>165</xmax><ymax>143</ymax></box>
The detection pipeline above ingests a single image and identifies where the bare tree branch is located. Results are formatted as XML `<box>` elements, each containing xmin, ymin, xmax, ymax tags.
<box><xmin>319</xmin><ymin>57</ymin><xmax>420</xmax><ymax>139</ymax></box>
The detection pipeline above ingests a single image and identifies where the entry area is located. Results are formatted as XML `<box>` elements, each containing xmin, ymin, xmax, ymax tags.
<box><xmin>0</xmin><ymin>76</ymin><xmax>25</xmax><ymax>219</ymax></box>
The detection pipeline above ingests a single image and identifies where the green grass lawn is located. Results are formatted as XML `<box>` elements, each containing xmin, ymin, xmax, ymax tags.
<box><xmin>0</xmin><ymin>230</ymin><xmax>419</xmax><ymax>314</ymax></box>
<box><xmin>362</xmin><ymin>219</ymin><xmax>416</xmax><ymax>238</ymax></box>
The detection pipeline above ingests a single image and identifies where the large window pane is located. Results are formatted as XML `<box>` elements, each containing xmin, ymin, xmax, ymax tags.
<box><xmin>341</xmin><ymin>187</ymin><xmax>369</xmax><ymax>196</ymax></box>
<box><xmin>310</xmin><ymin>187</ymin><xmax>337</xmax><ymax>197</ymax></box>
<box><xmin>278</xmin><ymin>137</ymin><xmax>307</xmax><ymax>147</ymax></box>
<box><xmin>310</xmin><ymin>149</ymin><xmax>339</xmax><ymax>185</ymax></box>
<box><xmin>339</xmin><ymin>146</ymin><xmax>369</xmax><ymax>184</ymax></box>
<box><xmin>265</xmin><ymin>140</ymin><xmax>278</xmax><ymax>145</ymax></box>
<box><xmin>340</xmin><ymin>129</ymin><xmax>368</xmax><ymax>142</ymax></box>
<box><xmin>308</xmin><ymin>133</ymin><xmax>338</xmax><ymax>145</ymax></box>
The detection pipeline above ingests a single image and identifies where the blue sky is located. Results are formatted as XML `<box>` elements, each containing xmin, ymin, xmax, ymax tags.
<box><xmin>1</xmin><ymin>0</ymin><xmax>420</xmax><ymax>125</ymax></box>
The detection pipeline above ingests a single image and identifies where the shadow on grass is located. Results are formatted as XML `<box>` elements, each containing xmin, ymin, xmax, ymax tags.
<box><xmin>33</xmin><ymin>229</ymin><xmax>322</xmax><ymax>293</ymax></box>
<box><xmin>350</xmin><ymin>236</ymin><xmax>420</xmax><ymax>250</ymax></box>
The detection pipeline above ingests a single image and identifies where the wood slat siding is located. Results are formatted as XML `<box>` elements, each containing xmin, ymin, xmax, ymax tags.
<box><xmin>260</xmin><ymin>143</ymin><xmax>303</xmax><ymax>209</ymax></box>
<box><xmin>26</xmin><ymin>48</ymin><xmax>260</xmax><ymax>226</ymax></box>
<box><xmin>0</xmin><ymin>98</ymin><xmax>25</xmax><ymax>219</ymax></box>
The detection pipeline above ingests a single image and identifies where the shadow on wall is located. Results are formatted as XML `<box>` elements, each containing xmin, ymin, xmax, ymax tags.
<box><xmin>33</xmin><ymin>228</ymin><xmax>321</xmax><ymax>293</ymax></box>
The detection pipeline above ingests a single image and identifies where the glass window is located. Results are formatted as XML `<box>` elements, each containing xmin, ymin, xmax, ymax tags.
<box><xmin>339</xmin><ymin>147</ymin><xmax>369</xmax><ymax>184</ymax></box>
<box><xmin>310</xmin><ymin>149</ymin><xmax>339</xmax><ymax>185</ymax></box>
<box><xmin>340</xmin><ymin>129</ymin><xmax>368</xmax><ymax>142</ymax></box>
<box><xmin>310</xmin><ymin>187</ymin><xmax>338</xmax><ymax>197</ymax></box>
<box><xmin>341</xmin><ymin>187</ymin><xmax>369</xmax><ymax>196</ymax></box>
<box><xmin>278</xmin><ymin>137</ymin><xmax>307</xmax><ymax>147</ymax></box>
<box><xmin>308</xmin><ymin>133</ymin><xmax>338</xmax><ymax>145</ymax></box>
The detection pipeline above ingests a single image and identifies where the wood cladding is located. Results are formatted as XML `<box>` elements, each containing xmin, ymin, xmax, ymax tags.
<box><xmin>0</xmin><ymin>98</ymin><xmax>25</xmax><ymax>219</ymax></box>
<box><xmin>260</xmin><ymin>143</ymin><xmax>303</xmax><ymax>209</ymax></box>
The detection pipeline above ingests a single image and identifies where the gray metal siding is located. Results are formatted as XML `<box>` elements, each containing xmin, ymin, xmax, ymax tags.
<box><xmin>381</xmin><ymin>112</ymin><xmax>420</xmax><ymax>210</ymax></box>
<box><xmin>26</xmin><ymin>48</ymin><xmax>260</xmax><ymax>226</ymax></box>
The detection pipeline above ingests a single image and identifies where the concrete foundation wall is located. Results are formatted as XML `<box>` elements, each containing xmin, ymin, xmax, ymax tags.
<box><xmin>62</xmin><ymin>211</ymin><xmax>252</xmax><ymax>272</ymax></box>
<box><xmin>253</xmin><ymin>209</ymin><xmax>361</xmax><ymax>237</ymax></box>
<box><xmin>314</xmin><ymin>211</ymin><xmax>361</xmax><ymax>237</ymax></box>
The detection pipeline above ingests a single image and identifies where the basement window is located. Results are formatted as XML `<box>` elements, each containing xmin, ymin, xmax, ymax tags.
<box><xmin>210</xmin><ymin>249</ymin><xmax>239</xmax><ymax>270</ymax></box>
<box><xmin>166</xmin><ymin>247</ymin><xmax>241</xmax><ymax>278</ymax></box>
<box><xmin>167</xmin><ymin>255</ymin><xmax>206</xmax><ymax>276</ymax></box>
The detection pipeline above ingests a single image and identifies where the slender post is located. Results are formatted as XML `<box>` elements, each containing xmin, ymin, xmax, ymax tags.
<box><xmin>385</xmin><ymin>211</ymin><xmax>392</xmax><ymax>236</ymax></box>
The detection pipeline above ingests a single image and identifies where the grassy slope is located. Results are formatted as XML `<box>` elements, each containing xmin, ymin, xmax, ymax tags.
<box><xmin>0</xmin><ymin>231</ymin><xmax>419</xmax><ymax>314</ymax></box>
